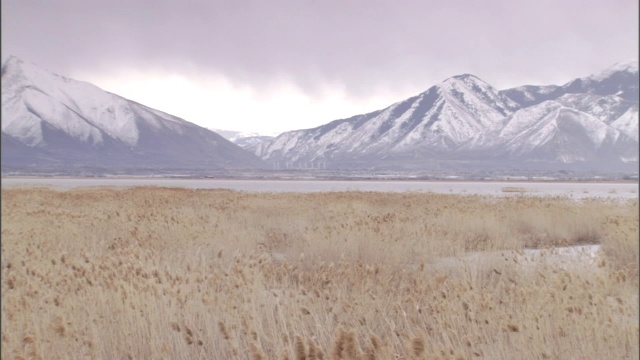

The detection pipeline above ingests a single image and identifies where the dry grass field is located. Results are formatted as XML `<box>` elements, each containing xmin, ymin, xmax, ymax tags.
<box><xmin>1</xmin><ymin>186</ymin><xmax>638</xmax><ymax>359</ymax></box>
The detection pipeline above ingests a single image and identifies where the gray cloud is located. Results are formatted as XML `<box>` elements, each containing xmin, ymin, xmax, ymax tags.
<box><xmin>2</xmin><ymin>0</ymin><xmax>638</xmax><ymax>97</ymax></box>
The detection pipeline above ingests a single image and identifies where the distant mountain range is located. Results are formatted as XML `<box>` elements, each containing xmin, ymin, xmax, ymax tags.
<box><xmin>1</xmin><ymin>56</ymin><xmax>265</xmax><ymax>173</ymax></box>
<box><xmin>253</xmin><ymin>61</ymin><xmax>638</xmax><ymax>172</ymax></box>
<box><xmin>2</xmin><ymin>56</ymin><xmax>637</xmax><ymax>175</ymax></box>
<box><xmin>210</xmin><ymin>128</ymin><xmax>275</xmax><ymax>155</ymax></box>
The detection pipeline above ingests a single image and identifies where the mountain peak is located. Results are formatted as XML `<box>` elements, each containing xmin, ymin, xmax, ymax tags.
<box><xmin>1</xmin><ymin>55</ymin><xmax>24</xmax><ymax>76</ymax></box>
<box><xmin>1</xmin><ymin>55</ymin><xmax>75</xmax><ymax>94</ymax></box>
<box><xmin>438</xmin><ymin>73</ymin><xmax>498</xmax><ymax>96</ymax></box>
<box><xmin>608</xmin><ymin>60</ymin><xmax>638</xmax><ymax>73</ymax></box>
<box><xmin>442</xmin><ymin>73</ymin><xmax>486</xmax><ymax>85</ymax></box>
<box><xmin>2</xmin><ymin>56</ymin><xmax>266</xmax><ymax>172</ymax></box>
<box><xmin>2</xmin><ymin>55</ymin><xmax>40</xmax><ymax>74</ymax></box>
<box><xmin>258</xmin><ymin>60</ymin><xmax>637</xmax><ymax>170</ymax></box>
<box><xmin>452</xmin><ymin>73</ymin><xmax>480</xmax><ymax>80</ymax></box>
<box><xmin>585</xmin><ymin>60</ymin><xmax>639</xmax><ymax>83</ymax></box>
<box><xmin>2</xmin><ymin>55</ymin><xmax>22</xmax><ymax>66</ymax></box>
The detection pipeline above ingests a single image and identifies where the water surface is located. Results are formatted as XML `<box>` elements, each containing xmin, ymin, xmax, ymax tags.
<box><xmin>2</xmin><ymin>177</ymin><xmax>637</xmax><ymax>199</ymax></box>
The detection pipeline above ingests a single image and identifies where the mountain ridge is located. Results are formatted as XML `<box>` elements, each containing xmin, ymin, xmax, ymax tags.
<box><xmin>253</xmin><ymin>61</ymin><xmax>638</xmax><ymax>171</ymax></box>
<box><xmin>1</xmin><ymin>56</ymin><xmax>267</xmax><ymax>172</ymax></box>
<box><xmin>2</xmin><ymin>56</ymin><xmax>637</xmax><ymax>174</ymax></box>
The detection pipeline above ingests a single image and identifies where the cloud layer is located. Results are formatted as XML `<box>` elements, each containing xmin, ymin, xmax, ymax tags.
<box><xmin>2</xmin><ymin>0</ymin><xmax>638</xmax><ymax>132</ymax></box>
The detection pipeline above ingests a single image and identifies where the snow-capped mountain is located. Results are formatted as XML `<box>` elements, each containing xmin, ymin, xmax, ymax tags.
<box><xmin>260</xmin><ymin>74</ymin><xmax>519</xmax><ymax>163</ymax></box>
<box><xmin>257</xmin><ymin>61</ymin><xmax>638</xmax><ymax>170</ymax></box>
<box><xmin>499</xmin><ymin>61</ymin><xmax>639</xmax><ymax>142</ymax></box>
<box><xmin>210</xmin><ymin>128</ymin><xmax>276</xmax><ymax>154</ymax></box>
<box><xmin>460</xmin><ymin>100</ymin><xmax>638</xmax><ymax>164</ymax></box>
<box><xmin>1</xmin><ymin>56</ymin><xmax>266</xmax><ymax>172</ymax></box>
<box><xmin>211</xmin><ymin>129</ymin><xmax>264</xmax><ymax>142</ymax></box>
<box><xmin>500</xmin><ymin>60</ymin><xmax>639</xmax><ymax>106</ymax></box>
<box><xmin>554</xmin><ymin>94</ymin><xmax>638</xmax><ymax>141</ymax></box>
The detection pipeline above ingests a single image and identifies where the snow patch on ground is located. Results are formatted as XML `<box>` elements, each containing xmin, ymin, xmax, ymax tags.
<box><xmin>425</xmin><ymin>245</ymin><xmax>603</xmax><ymax>273</ymax></box>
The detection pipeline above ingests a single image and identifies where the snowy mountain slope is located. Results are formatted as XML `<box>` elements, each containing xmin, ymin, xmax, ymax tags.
<box><xmin>552</xmin><ymin>93</ymin><xmax>638</xmax><ymax>141</ymax></box>
<box><xmin>610</xmin><ymin>108</ymin><xmax>639</xmax><ymax>142</ymax></box>
<box><xmin>501</xmin><ymin>60</ymin><xmax>639</xmax><ymax>107</ymax></box>
<box><xmin>259</xmin><ymin>61</ymin><xmax>638</xmax><ymax>170</ymax></box>
<box><xmin>563</xmin><ymin>60</ymin><xmax>639</xmax><ymax>101</ymax></box>
<box><xmin>232</xmin><ymin>135</ymin><xmax>275</xmax><ymax>155</ymax></box>
<box><xmin>464</xmin><ymin>101</ymin><xmax>638</xmax><ymax>163</ymax></box>
<box><xmin>2</xmin><ymin>57</ymin><xmax>142</xmax><ymax>146</ymax></box>
<box><xmin>259</xmin><ymin>74</ymin><xmax>519</xmax><ymax>163</ymax></box>
<box><xmin>210</xmin><ymin>128</ymin><xmax>276</xmax><ymax>155</ymax></box>
<box><xmin>519</xmin><ymin>107</ymin><xmax>637</xmax><ymax>164</ymax></box>
<box><xmin>211</xmin><ymin>129</ymin><xmax>266</xmax><ymax>142</ymax></box>
<box><xmin>1</xmin><ymin>56</ymin><xmax>266</xmax><ymax>171</ymax></box>
<box><xmin>464</xmin><ymin>62</ymin><xmax>639</xmax><ymax>162</ymax></box>
<box><xmin>554</xmin><ymin>93</ymin><xmax>634</xmax><ymax>123</ymax></box>
<box><xmin>497</xmin><ymin>84</ymin><xmax>561</xmax><ymax>108</ymax></box>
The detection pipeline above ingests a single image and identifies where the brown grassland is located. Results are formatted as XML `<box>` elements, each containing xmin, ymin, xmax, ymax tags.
<box><xmin>1</xmin><ymin>186</ymin><xmax>638</xmax><ymax>359</ymax></box>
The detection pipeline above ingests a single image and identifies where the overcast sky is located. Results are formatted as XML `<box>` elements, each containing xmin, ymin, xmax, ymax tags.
<box><xmin>2</xmin><ymin>0</ymin><xmax>638</xmax><ymax>134</ymax></box>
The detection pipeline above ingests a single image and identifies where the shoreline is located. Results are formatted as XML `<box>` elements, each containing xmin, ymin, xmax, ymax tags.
<box><xmin>2</xmin><ymin>177</ymin><xmax>637</xmax><ymax>199</ymax></box>
<box><xmin>2</xmin><ymin>175</ymin><xmax>638</xmax><ymax>184</ymax></box>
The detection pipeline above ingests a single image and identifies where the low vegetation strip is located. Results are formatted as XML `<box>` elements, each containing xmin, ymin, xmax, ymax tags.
<box><xmin>500</xmin><ymin>186</ymin><xmax>528</xmax><ymax>193</ymax></box>
<box><xmin>1</xmin><ymin>187</ymin><xmax>638</xmax><ymax>359</ymax></box>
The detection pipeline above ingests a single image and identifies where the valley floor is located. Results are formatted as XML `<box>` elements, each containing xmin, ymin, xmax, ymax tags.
<box><xmin>1</xmin><ymin>188</ymin><xmax>638</xmax><ymax>359</ymax></box>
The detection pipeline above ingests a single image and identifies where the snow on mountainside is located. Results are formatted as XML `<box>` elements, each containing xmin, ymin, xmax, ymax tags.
<box><xmin>462</xmin><ymin>100</ymin><xmax>637</xmax><ymax>163</ymax></box>
<box><xmin>561</xmin><ymin>61</ymin><xmax>639</xmax><ymax>102</ymax></box>
<box><xmin>590</xmin><ymin>60</ymin><xmax>638</xmax><ymax>82</ymax></box>
<box><xmin>259</xmin><ymin>74</ymin><xmax>520</xmax><ymax>163</ymax></box>
<box><xmin>498</xmin><ymin>85</ymin><xmax>561</xmax><ymax>108</ymax></box>
<box><xmin>3</xmin><ymin>56</ymin><xmax>141</xmax><ymax>146</ymax></box>
<box><xmin>4</xmin><ymin>56</ymin><xmax>636</xmax><ymax>173</ymax></box>
<box><xmin>210</xmin><ymin>128</ymin><xmax>275</xmax><ymax>154</ymax></box>
<box><xmin>1</xmin><ymin>56</ymin><xmax>266</xmax><ymax>171</ymax></box>
<box><xmin>259</xmin><ymin>61</ymin><xmax>638</xmax><ymax>170</ymax></box>
<box><xmin>501</xmin><ymin>60</ymin><xmax>639</xmax><ymax>107</ymax></box>
<box><xmin>610</xmin><ymin>108</ymin><xmax>639</xmax><ymax>142</ymax></box>
<box><xmin>553</xmin><ymin>93</ymin><xmax>639</xmax><ymax>141</ymax></box>
<box><xmin>211</xmin><ymin>128</ymin><xmax>267</xmax><ymax>142</ymax></box>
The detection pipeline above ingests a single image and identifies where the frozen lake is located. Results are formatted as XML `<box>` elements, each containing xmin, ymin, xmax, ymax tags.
<box><xmin>2</xmin><ymin>177</ymin><xmax>638</xmax><ymax>199</ymax></box>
